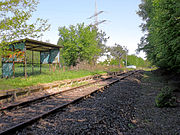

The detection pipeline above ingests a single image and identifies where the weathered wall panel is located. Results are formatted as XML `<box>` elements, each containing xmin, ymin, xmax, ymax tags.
<box><xmin>2</xmin><ymin>63</ymin><xmax>13</xmax><ymax>78</ymax></box>
<box><xmin>40</xmin><ymin>49</ymin><xmax>59</xmax><ymax>64</ymax></box>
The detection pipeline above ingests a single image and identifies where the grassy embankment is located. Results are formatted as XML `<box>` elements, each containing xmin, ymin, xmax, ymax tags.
<box><xmin>0</xmin><ymin>69</ymin><xmax>108</xmax><ymax>90</ymax></box>
<box><xmin>0</xmin><ymin>64</ymin><xmax>148</xmax><ymax>90</ymax></box>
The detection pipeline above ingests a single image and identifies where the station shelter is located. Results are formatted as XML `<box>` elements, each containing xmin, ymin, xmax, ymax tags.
<box><xmin>1</xmin><ymin>38</ymin><xmax>62</xmax><ymax>78</ymax></box>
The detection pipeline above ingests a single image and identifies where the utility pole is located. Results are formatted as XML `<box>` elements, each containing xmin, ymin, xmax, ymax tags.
<box><xmin>126</xmin><ymin>52</ymin><xmax>127</xmax><ymax>67</ymax></box>
<box><xmin>125</xmin><ymin>46</ymin><xmax>128</xmax><ymax>67</ymax></box>
<box><xmin>123</xmin><ymin>46</ymin><xmax>128</xmax><ymax>67</ymax></box>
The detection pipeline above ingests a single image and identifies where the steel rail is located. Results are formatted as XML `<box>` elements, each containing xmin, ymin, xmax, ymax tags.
<box><xmin>0</xmin><ymin>76</ymin><xmax>112</xmax><ymax>112</ymax></box>
<box><xmin>1</xmin><ymin>72</ymin><xmax>126</xmax><ymax>112</ymax></box>
<box><xmin>0</xmin><ymin>70</ymin><xmax>137</xmax><ymax>135</ymax></box>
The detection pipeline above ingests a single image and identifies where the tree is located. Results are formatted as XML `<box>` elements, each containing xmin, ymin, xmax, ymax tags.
<box><xmin>137</xmin><ymin>0</ymin><xmax>180</xmax><ymax>72</ymax></box>
<box><xmin>126</xmin><ymin>54</ymin><xmax>150</xmax><ymax>68</ymax></box>
<box><xmin>96</xmin><ymin>30</ymin><xmax>109</xmax><ymax>57</ymax></box>
<box><xmin>57</xmin><ymin>23</ymin><xmax>107</xmax><ymax>67</ymax></box>
<box><xmin>108</xmin><ymin>43</ymin><xmax>126</xmax><ymax>67</ymax></box>
<box><xmin>0</xmin><ymin>0</ymin><xmax>50</xmax><ymax>54</ymax></box>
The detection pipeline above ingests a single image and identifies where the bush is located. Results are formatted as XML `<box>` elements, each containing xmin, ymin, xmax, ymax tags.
<box><xmin>155</xmin><ymin>86</ymin><xmax>177</xmax><ymax>107</ymax></box>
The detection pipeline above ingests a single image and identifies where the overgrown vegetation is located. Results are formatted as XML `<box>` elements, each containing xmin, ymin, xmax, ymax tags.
<box><xmin>137</xmin><ymin>0</ymin><xmax>180</xmax><ymax>73</ymax></box>
<box><xmin>137</xmin><ymin>0</ymin><xmax>179</xmax><ymax>107</ymax></box>
<box><xmin>0</xmin><ymin>60</ymin><xmax>126</xmax><ymax>90</ymax></box>
<box><xmin>155</xmin><ymin>86</ymin><xmax>177</xmax><ymax>107</ymax></box>
<box><xmin>126</xmin><ymin>55</ymin><xmax>150</xmax><ymax>68</ymax></box>
<box><xmin>101</xmin><ymin>54</ymin><xmax>151</xmax><ymax>68</ymax></box>
<box><xmin>142</xmin><ymin>71</ymin><xmax>177</xmax><ymax>108</ymax></box>
<box><xmin>106</xmin><ymin>43</ymin><xmax>127</xmax><ymax>68</ymax></box>
<box><xmin>0</xmin><ymin>0</ymin><xmax>50</xmax><ymax>54</ymax></box>
<box><xmin>0</xmin><ymin>68</ymin><xmax>106</xmax><ymax>90</ymax></box>
<box><xmin>57</xmin><ymin>23</ymin><xmax>151</xmax><ymax>69</ymax></box>
<box><xmin>57</xmin><ymin>23</ymin><xmax>108</xmax><ymax>67</ymax></box>
<box><xmin>0</xmin><ymin>0</ymin><xmax>152</xmax><ymax>90</ymax></box>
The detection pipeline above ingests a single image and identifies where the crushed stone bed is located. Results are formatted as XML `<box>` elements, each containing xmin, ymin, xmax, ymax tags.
<box><xmin>15</xmin><ymin>71</ymin><xmax>180</xmax><ymax>135</ymax></box>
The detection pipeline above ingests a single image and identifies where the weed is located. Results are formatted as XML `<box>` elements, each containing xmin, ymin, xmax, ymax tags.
<box><xmin>128</xmin><ymin>123</ymin><xmax>135</xmax><ymax>129</ymax></box>
<box><xmin>155</xmin><ymin>86</ymin><xmax>177</xmax><ymax>107</ymax></box>
<box><xmin>71</xmin><ymin>81</ymin><xmax>88</xmax><ymax>87</ymax></box>
<box><xmin>0</xmin><ymin>69</ymin><xmax>106</xmax><ymax>90</ymax></box>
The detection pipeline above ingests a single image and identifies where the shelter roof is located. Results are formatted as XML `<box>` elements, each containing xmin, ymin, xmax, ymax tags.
<box><xmin>16</xmin><ymin>38</ymin><xmax>62</xmax><ymax>52</ymax></box>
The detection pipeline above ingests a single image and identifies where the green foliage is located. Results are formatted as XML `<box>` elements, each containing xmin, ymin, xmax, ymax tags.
<box><xmin>94</xmin><ymin>30</ymin><xmax>109</xmax><ymax>64</ymax></box>
<box><xmin>107</xmin><ymin>43</ymin><xmax>127</xmax><ymax>67</ymax></box>
<box><xmin>102</xmin><ymin>53</ymin><xmax>150</xmax><ymax>68</ymax></box>
<box><xmin>126</xmin><ymin>54</ymin><xmax>151</xmax><ymax>67</ymax></box>
<box><xmin>137</xmin><ymin>0</ymin><xmax>180</xmax><ymax>73</ymax></box>
<box><xmin>0</xmin><ymin>0</ymin><xmax>50</xmax><ymax>54</ymax></box>
<box><xmin>155</xmin><ymin>86</ymin><xmax>177</xmax><ymax>107</ymax></box>
<box><xmin>109</xmin><ymin>58</ymin><xmax>119</xmax><ymax>66</ymax></box>
<box><xmin>57</xmin><ymin>23</ymin><xmax>107</xmax><ymax>67</ymax></box>
<box><xmin>0</xmin><ymin>69</ymin><xmax>106</xmax><ymax>90</ymax></box>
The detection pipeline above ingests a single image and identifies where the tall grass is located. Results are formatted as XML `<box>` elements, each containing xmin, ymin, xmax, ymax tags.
<box><xmin>0</xmin><ymin>62</ymin><xmax>125</xmax><ymax>90</ymax></box>
<box><xmin>0</xmin><ymin>69</ymin><xmax>106</xmax><ymax>90</ymax></box>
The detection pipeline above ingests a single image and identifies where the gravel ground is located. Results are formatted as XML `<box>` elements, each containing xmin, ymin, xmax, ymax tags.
<box><xmin>16</xmin><ymin>71</ymin><xmax>180</xmax><ymax>135</ymax></box>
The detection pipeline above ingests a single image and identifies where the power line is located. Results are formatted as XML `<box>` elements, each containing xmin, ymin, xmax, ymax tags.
<box><xmin>87</xmin><ymin>11</ymin><xmax>104</xmax><ymax>19</ymax></box>
<box><xmin>94</xmin><ymin>20</ymin><xmax>107</xmax><ymax>26</ymax></box>
<box><xmin>87</xmin><ymin>0</ymin><xmax>107</xmax><ymax>28</ymax></box>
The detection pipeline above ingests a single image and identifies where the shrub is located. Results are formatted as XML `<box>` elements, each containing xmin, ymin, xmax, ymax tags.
<box><xmin>155</xmin><ymin>86</ymin><xmax>177</xmax><ymax>107</ymax></box>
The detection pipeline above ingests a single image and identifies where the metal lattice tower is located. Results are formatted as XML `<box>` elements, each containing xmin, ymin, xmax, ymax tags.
<box><xmin>88</xmin><ymin>0</ymin><xmax>106</xmax><ymax>28</ymax></box>
<box><xmin>95</xmin><ymin>0</ymin><xmax>98</xmax><ymax>25</ymax></box>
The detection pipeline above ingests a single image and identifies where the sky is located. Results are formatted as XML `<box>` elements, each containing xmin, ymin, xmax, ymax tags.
<box><xmin>32</xmin><ymin>0</ymin><xmax>145</xmax><ymax>58</ymax></box>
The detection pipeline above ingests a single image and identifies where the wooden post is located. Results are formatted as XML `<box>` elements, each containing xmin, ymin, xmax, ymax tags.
<box><xmin>13</xmin><ymin>91</ymin><xmax>17</xmax><ymax>101</ymax></box>
<box><xmin>49</xmin><ymin>63</ymin><xmax>51</xmax><ymax>72</ymax></box>
<box><xmin>59</xmin><ymin>48</ymin><xmax>61</xmax><ymax>71</ymax></box>
<box><xmin>53</xmin><ymin>63</ymin><xmax>55</xmax><ymax>72</ymax></box>
<box><xmin>6</xmin><ymin>92</ymin><xmax>10</xmax><ymax>102</ymax></box>
<box><xmin>23</xmin><ymin>61</ymin><xmax>25</xmax><ymax>76</ymax></box>
<box><xmin>40</xmin><ymin>52</ymin><xmax>42</xmax><ymax>74</ymax></box>
<box><xmin>32</xmin><ymin>51</ymin><xmax>34</xmax><ymax>74</ymax></box>
<box><xmin>51</xmin><ymin>64</ymin><xmax>53</xmax><ymax>72</ymax></box>
<box><xmin>49</xmin><ymin>50</ymin><xmax>51</xmax><ymax>72</ymax></box>
<box><xmin>40</xmin><ymin>62</ymin><xmax>42</xmax><ymax>73</ymax></box>
<box><xmin>12</xmin><ymin>46</ymin><xmax>15</xmax><ymax>78</ymax></box>
<box><xmin>1</xmin><ymin>61</ymin><xmax>3</xmax><ymax>78</ymax></box>
<box><xmin>24</xmin><ymin>46</ymin><xmax>27</xmax><ymax>78</ymax></box>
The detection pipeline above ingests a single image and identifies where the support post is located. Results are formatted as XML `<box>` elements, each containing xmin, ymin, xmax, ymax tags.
<box><xmin>13</xmin><ymin>91</ymin><xmax>17</xmax><ymax>101</ymax></box>
<box><xmin>49</xmin><ymin>50</ymin><xmax>51</xmax><ymax>72</ymax></box>
<box><xmin>12</xmin><ymin>47</ymin><xmax>15</xmax><ymax>78</ymax></box>
<box><xmin>59</xmin><ymin>48</ymin><xmax>61</xmax><ymax>71</ymax></box>
<box><xmin>40</xmin><ymin>62</ymin><xmax>42</xmax><ymax>73</ymax></box>
<box><xmin>32</xmin><ymin>50</ymin><xmax>34</xmax><ymax>74</ymax></box>
<box><xmin>1</xmin><ymin>61</ymin><xmax>3</xmax><ymax>78</ymax></box>
<box><xmin>126</xmin><ymin>51</ymin><xmax>127</xmax><ymax>67</ymax></box>
<box><xmin>40</xmin><ymin>52</ymin><xmax>42</xmax><ymax>74</ymax></box>
<box><xmin>49</xmin><ymin>64</ymin><xmax>50</xmax><ymax>71</ymax></box>
<box><xmin>125</xmin><ymin>46</ymin><xmax>128</xmax><ymax>68</ymax></box>
<box><xmin>53</xmin><ymin>63</ymin><xmax>55</xmax><ymax>72</ymax></box>
<box><xmin>24</xmin><ymin>46</ymin><xmax>27</xmax><ymax>78</ymax></box>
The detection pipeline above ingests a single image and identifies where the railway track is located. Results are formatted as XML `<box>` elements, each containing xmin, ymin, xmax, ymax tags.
<box><xmin>0</xmin><ymin>70</ymin><xmax>137</xmax><ymax>135</ymax></box>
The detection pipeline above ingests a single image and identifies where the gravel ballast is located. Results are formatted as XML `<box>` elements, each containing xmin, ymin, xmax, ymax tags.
<box><xmin>16</xmin><ymin>71</ymin><xmax>180</xmax><ymax>135</ymax></box>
